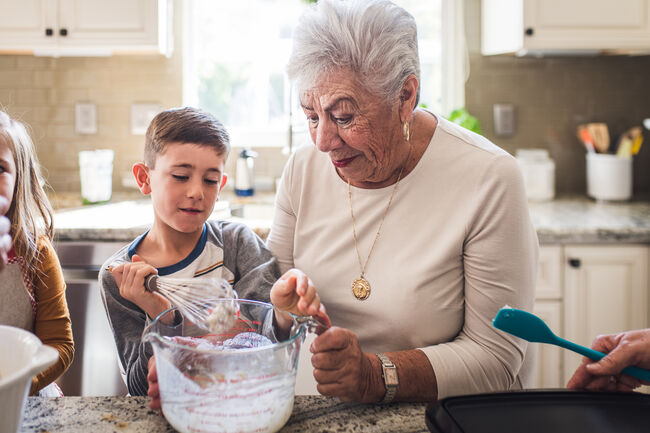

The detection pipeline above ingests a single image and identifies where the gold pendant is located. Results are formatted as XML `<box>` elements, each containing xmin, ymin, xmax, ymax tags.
<box><xmin>351</xmin><ymin>277</ymin><xmax>371</xmax><ymax>300</ymax></box>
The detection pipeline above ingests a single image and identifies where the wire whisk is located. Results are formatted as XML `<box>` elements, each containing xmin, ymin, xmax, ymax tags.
<box><xmin>143</xmin><ymin>275</ymin><xmax>238</xmax><ymax>332</ymax></box>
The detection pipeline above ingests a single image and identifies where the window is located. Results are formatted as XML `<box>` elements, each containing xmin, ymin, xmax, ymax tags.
<box><xmin>183</xmin><ymin>0</ymin><xmax>462</xmax><ymax>149</ymax></box>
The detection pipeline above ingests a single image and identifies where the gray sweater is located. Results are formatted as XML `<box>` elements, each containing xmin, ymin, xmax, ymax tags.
<box><xmin>99</xmin><ymin>220</ymin><xmax>280</xmax><ymax>396</ymax></box>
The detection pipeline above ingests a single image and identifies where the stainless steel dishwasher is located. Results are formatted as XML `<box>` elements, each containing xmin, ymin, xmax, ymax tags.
<box><xmin>54</xmin><ymin>241</ymin><xmax>128</xmax><ymax>396</ymax></box>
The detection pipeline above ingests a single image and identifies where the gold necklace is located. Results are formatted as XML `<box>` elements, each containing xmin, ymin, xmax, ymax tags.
<box><xmin>347</xmin><ymin>147</ymin><xmax>411</xmax><ymax>300</ymax></box>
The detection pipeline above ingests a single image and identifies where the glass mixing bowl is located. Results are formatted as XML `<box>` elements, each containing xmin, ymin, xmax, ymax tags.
<box><xmin>144</xmin><ymin>299</ymin><xmax>307</xmax><ymax>433</ymax></box>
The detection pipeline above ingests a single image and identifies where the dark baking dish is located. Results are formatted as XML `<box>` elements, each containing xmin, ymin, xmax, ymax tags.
<box><xmin>425</xmin><ymin>390</ymin><xmax>650</xmax><ymax>433</ymax></box>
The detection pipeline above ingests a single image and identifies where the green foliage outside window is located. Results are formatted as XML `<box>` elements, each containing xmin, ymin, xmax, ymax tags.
<box><xmin>447</xmin><ymin>107</ymin><xmax>483</xmax><ymax>136</ymax></box>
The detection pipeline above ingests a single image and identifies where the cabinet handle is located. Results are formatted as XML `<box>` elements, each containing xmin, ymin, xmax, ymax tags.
<box><xmin>45</xmin><ymin>28</ymin><xmax>53</xmax><ymax>36</ymax></box>
<box><xmin>60</xmin><ymin>28</ymin><xmax>68</xmax><ymax>36</ymax></box>
<box><xmin>525</xmin><ymin>27</ymin><xmax>534</xmax><ymax>36</ymax></box>
<box><xmin>568</xmin><ymin>258</ymin><xmax>581</xmax><ymax>268</ymax></box>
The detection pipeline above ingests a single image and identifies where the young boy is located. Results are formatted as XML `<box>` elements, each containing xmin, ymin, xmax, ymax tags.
<box><xmin>99</xmin><ymin>107</ymin><xmax>324</xmax><ymax>398</ymax></box>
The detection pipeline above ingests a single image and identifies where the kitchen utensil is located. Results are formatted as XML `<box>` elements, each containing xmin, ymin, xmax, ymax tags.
<box><xmin>107</xmin><ymin>264</ymin><xmax>236</xmax><ymax>332</ymax></box>
<box><xmin>425</xmin><ymin>391</ymin><xmax>650</xmax><ymax>433</ymax></box>
<box><xmin>616</xmin><ymin>136</ymin><xmax>634</xmax><ymax>157</ymax></box>
<box><xmin>632</xmin><ymin>135</ymin><xmax>643</xmax><ymax>155</ymax></box>
<box><xmin>144</xmin><ymin>274</ymin><xmax>237</xmax><ymax>332</ymax></box>
<box><xmin>0</xmin><ymin>325</ymin><xmax>58</xmax><ymax>433</ymax></box>
<box><xmin>143</xmin><ymin>299</ymin><xmax>315</xmax><ymax>433</ymax></box>
<box><xmin>492</xmin><ymin>307</ymin><xmax>650</xmax><ymax>382</ymax></box>
<box><xmin>587</xmin><ymin>123</ymin><xmax>610</xmax><ymax>153</ymax></box>
<box><xmin>577</xmin><ymin>126</ymin><xmax>595</xmax><ymax>153</ymax></box>
<box><xmin>617</xmin><ymin>126</ymin><xmax>643</xmax><ymax>157</ymax></box>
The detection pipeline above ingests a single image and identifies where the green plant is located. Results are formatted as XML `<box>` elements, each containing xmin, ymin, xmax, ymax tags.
<box><xmin>447</xmin><ymin>107</ymin><xmax>483</xmax><ymax>136</ymax></box>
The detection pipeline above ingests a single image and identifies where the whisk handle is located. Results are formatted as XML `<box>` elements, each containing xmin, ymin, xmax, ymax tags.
<box><xmin>144</xmin><ymin>274</ymin><xmax>159</xmax><ymax>293</ymax></box>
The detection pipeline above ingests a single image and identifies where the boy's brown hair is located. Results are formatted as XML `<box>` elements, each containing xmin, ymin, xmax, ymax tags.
<box><xmin>144</xmin><ymin>107</ymin><xmax>230</xmax><ymax>168</ymax></box>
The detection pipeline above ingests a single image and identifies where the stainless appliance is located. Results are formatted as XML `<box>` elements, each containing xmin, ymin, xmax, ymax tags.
<box><xmin>54</xmin><ymin>241</ymin><xmax>128</xmax><ymax>396</ymax></box>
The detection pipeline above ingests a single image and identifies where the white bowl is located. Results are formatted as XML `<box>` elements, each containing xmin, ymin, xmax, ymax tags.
<box><xmin>0</xmin><ymin>325</ymin><xmax>58</xmax><ymax>433</ymax></box>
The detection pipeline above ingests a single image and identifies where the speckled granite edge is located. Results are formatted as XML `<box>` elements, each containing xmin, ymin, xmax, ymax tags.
<box><xmin>537</xmin><ymin>229</ymin><xmax>650</xmax><ymax>244</ymax></box>
<box><xmin>21</xmin><ymin>396</ymin><xmax>429</xmax><ymax>433</ymax></box>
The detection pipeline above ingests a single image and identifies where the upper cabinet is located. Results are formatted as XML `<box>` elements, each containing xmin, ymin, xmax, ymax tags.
<box><xmin>0</xmin><ymin>0</ymin><xmax>173</xmax><ymax>57</ymax></box>
<box><xmin>482</xmin><ymin>0</ymin><xmax>650</xmax><ymax>55</ymax></box>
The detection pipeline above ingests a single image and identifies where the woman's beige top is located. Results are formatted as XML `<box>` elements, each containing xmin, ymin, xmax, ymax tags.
<box><xmin>267</xmin><ymin>116</ymin><xmax>539</xmax><ymax>398</ymax></box>
<box><xmin>0</xmin><ymin>237</ymin><xmax>74</xmax><ymax>395</ymax></box>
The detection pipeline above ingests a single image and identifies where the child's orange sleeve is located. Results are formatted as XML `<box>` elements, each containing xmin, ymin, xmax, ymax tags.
<box><xmin>30</xmin><ymin>237</ymin><xmax>74</xmax><ymax>395</ymax></box>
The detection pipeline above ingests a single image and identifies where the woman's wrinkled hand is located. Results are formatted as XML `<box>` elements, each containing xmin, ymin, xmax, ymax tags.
<box><xmin>311</xmin><ymin>326</ymin><xmax>381</xmax><ymax>403</ymax></box>
<box><xmin>147</xmin><ymin>356</ymin><xmax>162</xmax><ymax>412</ymax></box>
<box><xmin>567</xmin><ymin>330</ymin><xmax>650</xmax><ymax>391</ymax></box>
<box><xmin>271</xmin><ymin>268</ymin><xmax>331</xmax><ymax>330</ymax></box>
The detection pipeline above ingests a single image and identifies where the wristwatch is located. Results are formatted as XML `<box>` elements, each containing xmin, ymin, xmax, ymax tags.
<box><xmin>376</xmin><ymin>353</ymin><xmax>398</xmax><ymax>403</ymax></box>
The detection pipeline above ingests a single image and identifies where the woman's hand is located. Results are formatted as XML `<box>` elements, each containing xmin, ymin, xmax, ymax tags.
<box><xmin>110</xmin><ymin>254</ymin><xmax>171</xmax><ymax>321</ymax></box>
<box><xmin>147</xmin><ymin>356</ymin><xmax>162</xmax><ymax>412</ymax></box>
<box><xmin>567</xmin><ymin>330</ymin><xmax>650</xmax><ymax>391</ymax></box>
<box><xmin>310</xmin><ymin>327</ymin><xmax>383</xmax><ymax>403</ymax></box>
<box><xmin>271</xmin><ymin>268</ymin><xmax>331</xmax><ymax>331</ymax></box>
<box><xmin>0</xmin><ymin>196</ymin><xmax>11</xmax><ymax>271</ymax></box>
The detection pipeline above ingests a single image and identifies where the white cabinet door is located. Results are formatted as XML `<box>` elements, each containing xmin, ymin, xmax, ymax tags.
<box><xmin>0</xmin><ymin>0</ymin><xmax>172</xmax><ymax>56</ymax></box>
<box><xmin>562</xmin><ymin>245</ymin><xmax>649</xmax><ymax>384</ymax></box>
<box><xmin>531</xmin><ymin>300</ymin><xmax>563</xmax><ymax>388</ymax></box>
<box><xmin>57</xmin><ymin>0</ymin><xmax>161</xmax><ymax>47</ymax></box>
<box><xmin>536</xmin><ymin>245</ymin><xmax>563</xmax><ymax>300</ymax></box>
<box><xmin>524</xmin><ymin>0</ymin><xmax>650</xmax><ymax>51</ymax></box>
<box><xmin>0</xmin><ymin>0</ymin><xmax>56</xmax><ymax>49</ymax></box>
<box><xmin>482</xmin><ymin>0</ymin><xmax>650</xmax><ymax>55</ymax></box>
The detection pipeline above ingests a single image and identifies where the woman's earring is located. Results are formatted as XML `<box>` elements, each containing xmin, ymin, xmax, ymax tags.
<box><xmin>403</xmin><ymin>121</ymin><xmax>411</xmax><ymax>142</ymax></box>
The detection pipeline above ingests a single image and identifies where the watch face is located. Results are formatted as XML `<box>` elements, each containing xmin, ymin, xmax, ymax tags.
<box><xmin>384</xmin><ymin>367</ymin><xmax>399</xmax><ymax>386</ymax></box>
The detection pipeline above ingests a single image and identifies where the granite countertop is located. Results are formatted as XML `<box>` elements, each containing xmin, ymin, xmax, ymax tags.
<box><xmin>51</xmin><ymin>193</ymin><xmax>650</xmax><ymax>244</ymax></box>
<box><xmin>20</xmin><ymin>395</ymin><xmax>429</xmax><ymax>433</ymax></box>
<box><xmin>529</xmin><ymin>197</ymin><xmax>650</xmax><ymax>243</ymax></box>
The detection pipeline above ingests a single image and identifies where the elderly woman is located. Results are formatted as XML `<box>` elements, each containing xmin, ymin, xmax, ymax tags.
<box><xmin>268</xmin><ymin>0</ymin><xmax>538</xmax><ymax>403</ymax></box>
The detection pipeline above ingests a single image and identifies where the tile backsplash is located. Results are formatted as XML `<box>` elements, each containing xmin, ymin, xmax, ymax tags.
<box><xmin>0</xmin><ymin>52</ymin><xmax>183</xmax><ymax>194</ymax></box>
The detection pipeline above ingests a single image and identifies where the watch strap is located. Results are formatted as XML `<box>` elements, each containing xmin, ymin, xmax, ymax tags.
<box><xmin>376</xmin><ymin>353</ymin><xmax>398</xmax><ymax>403</ymax></box>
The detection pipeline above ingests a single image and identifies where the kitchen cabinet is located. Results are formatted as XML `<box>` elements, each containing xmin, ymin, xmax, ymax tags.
<box><xmin>482</xmin><ymin>0</ymin><xmax>650</xmax><ymax>55</ymax></box>
<box><xmin>563</xmin><ymin>245</ymin><xmax>649</xmax><ymax>385</ymax></box>
<box><xmin>530</xmin><ymin>245</ymin><xmax>649</xmax><ymax>389</ymax></box>
<box><xmin>0</xmin><ymin>0</ymin><xmax>172</xmax><ymax>57</ymax></box>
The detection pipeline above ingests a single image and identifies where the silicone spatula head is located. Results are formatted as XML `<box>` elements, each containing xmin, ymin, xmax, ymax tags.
<box><xmin>492</xmin><ymin>307</ymin><xmax>557</xmax><ymax>344</ymax></box>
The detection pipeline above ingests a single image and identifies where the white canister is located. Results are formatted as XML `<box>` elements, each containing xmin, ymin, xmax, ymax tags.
<box><xmin>516</xmin><ymin>149</ymin><xmax>555</xmax><ymax>201</ymax></box>
<box><xmin>79</xmin><ymin>149</ymin><xmax>114</xmax><ymax>204</ymax></box>
<box><xmin>586</xmin><ymin>153</ymin><xmax>632</xmax><ymax>201</ymax></box>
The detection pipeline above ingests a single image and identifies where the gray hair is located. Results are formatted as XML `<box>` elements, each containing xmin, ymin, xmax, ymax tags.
<box><xmin>288</xmin><ymin>0</ymin><xmax>420</xmax><ymax>106</ymax></box>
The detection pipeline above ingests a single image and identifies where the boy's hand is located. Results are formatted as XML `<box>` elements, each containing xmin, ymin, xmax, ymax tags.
<box><xmin>271</xmin><ymin>268</ymin><xmax>331</xmax><ymax>331</ymax></box>
<box><xmin>110</xmin><ymin>254</ymin><xmax>171</xmax><ymax>320</ymax></box>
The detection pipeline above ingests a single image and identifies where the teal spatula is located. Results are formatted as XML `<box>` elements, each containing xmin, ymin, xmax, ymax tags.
<box><xmin>493</xmin><ymin>307</ymin><xmax>650</xmax><ymax>382</ymax></box>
